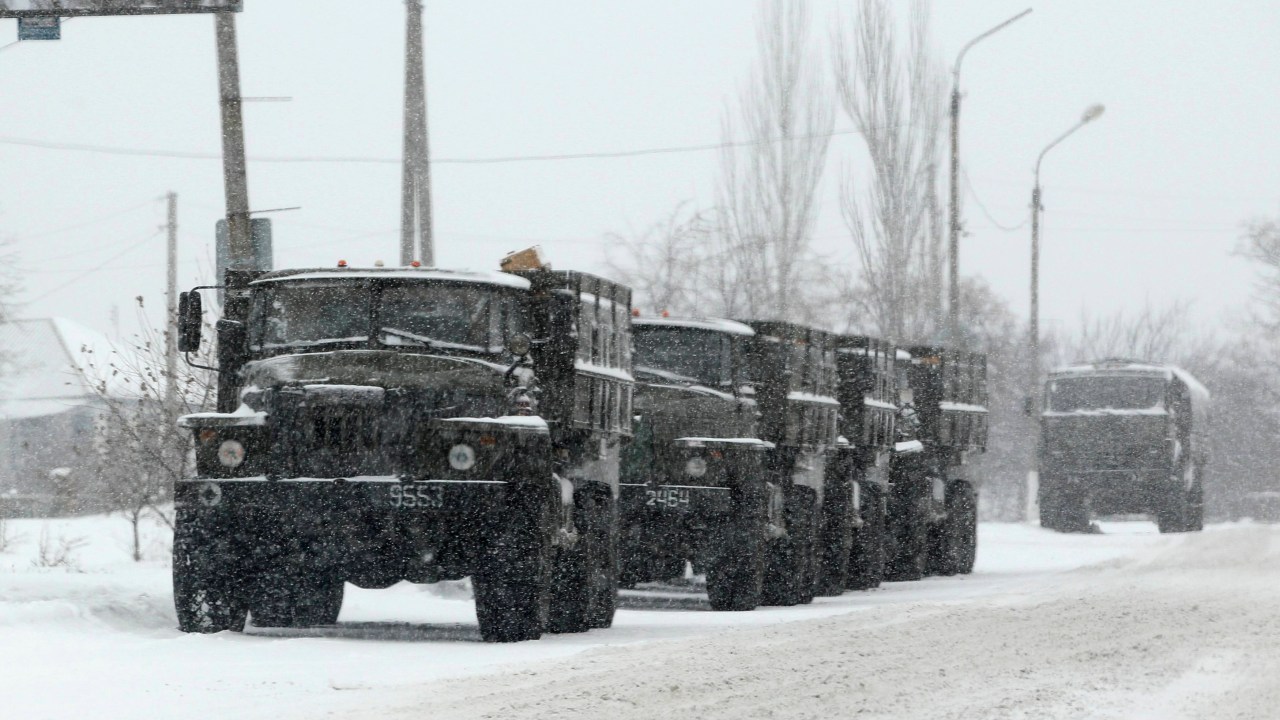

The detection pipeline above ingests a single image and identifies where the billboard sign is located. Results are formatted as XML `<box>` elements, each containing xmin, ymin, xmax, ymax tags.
<box><xmin>0</xmin><ymin>1</ymin><xmax>241</xmax><ymax>17</ymax></box>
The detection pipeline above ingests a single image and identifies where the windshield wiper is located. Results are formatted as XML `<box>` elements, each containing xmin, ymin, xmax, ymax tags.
<box><xmin>379</xmin><ymin>327</ymin><xmax>441</xmax><ymax>348</ymax></box>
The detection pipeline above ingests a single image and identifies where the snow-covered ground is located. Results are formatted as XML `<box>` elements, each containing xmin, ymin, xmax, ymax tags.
<box><xmin>1</xmin><ymin>513</ymin><xmax>1276</xmax><ymax>719</ymax></box>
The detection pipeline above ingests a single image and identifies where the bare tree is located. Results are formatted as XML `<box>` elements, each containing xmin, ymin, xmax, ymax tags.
<box><xmin>833</xmin><ymin>0</ymin><xmax>946</xmax><ymax>343</ymax></box>
<box><xmin>1054</xmin><ymin>300</ymin><xmax>1203</xmax><ymax>366</ymax></box>
<box><xmin>709</xmin><ymin>0</ymin><xmax>834</xmax><ymax>323</ymax></box>
<box><xmin>604</xmin><ymin>202</ymin><xmax>713</xmax><ymax>317</ymax></box>
<box><xmin>76</xmin><ymin>297</ymin><xmax>217</xmax><ymax>561</ymax></box>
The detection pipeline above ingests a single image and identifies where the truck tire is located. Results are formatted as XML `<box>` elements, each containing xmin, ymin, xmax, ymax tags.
<box><xmin>847</xmin><ymin>484</ymin><xmax>885</xmax><ymax>591</ymax></box>
<box><xmin>585</xmin><ymin>488</ymin><xmax>619</xmax><ymax>629</ymax></box>
<box><xmin>761</xmin><ymin>486</ymin><xmax>817</xmax><ymax>606</ymax></box>
<box><xmin>173</xmin><ymin>508</ymin><xmax>248</xmax><ymax>634</ymax></box>
<box><xmin>548</xmin><ymin>485</ymin><xmax>613</xmax><ymax>634</ymax></box>
<box><xmin>814</xmin><ymin>472</ymin><xmax>855</xmax><ymax>597</ymax></box>
<box><xmin>931</xmin><ymin>482</ymin><xmax>977</xmax><ymax>576</ymax></box>
<box><xmin>251</xmin><ymin>569</ymin><xmax>344</xmax><ymax>628</ymax></box>
<box><xmin>1042</xmin><ymin>482</ymin><xmax>1090</xmax><ymax>533</ymax></box>
<box><xmin>705</xmin><ymin>482</ymin><xmax>767</xmax><ymax>611</ymax></box>
<box><xmin>1156</xmin><ymin>487</ymin><xmax>1193</xmax><ymax>534</ymax></box>
<box><xmin>885</xmin><ymin>486</ymin><xmax>929</xmax><ymax>582</ymax></box>
<box><xmin>473</xmin><ymin>487</ymin><xmax>553</xmax><ymax>643</ymax></box>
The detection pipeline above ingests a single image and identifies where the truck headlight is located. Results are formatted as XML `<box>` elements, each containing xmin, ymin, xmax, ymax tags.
<box><xmin>685</xmin><ymin>457</ymin><xmax>708</xmax><ymax>478</ymax></box>
<box><xmin>217</xmin><ymin>439</ymin><xmax>246</xmax><ymax>468</ymax></box>
<box><xmin>449</xmin><ymin>444</ymin><xmax>477</xmax><ymax>471</ymax></box>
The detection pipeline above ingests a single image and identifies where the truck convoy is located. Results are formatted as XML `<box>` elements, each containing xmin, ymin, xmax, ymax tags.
<box><xmin>171</xmin><ymin>253</ymin><xmax>990</xmax><ymax>640</ymax></box>
<box><xmin>172</xmin><ymin>256</ymin><xmax>633</xmax><ymax>642</ymax></box>
<box><xmin>1038</xmin><ymin>359</ymin><xmax>1210</xmax><ymax>534</ymax></box>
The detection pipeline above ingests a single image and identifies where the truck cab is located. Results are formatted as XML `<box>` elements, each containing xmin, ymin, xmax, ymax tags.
<box><xmin>172</xmin><ymin>263</ymin><xmax>634</xmax><ymax>642</ymax></box>
<box><xmin>619</xmin><ymin>316</ymin><xmax>770</xmax><ymax>610</ymax></box>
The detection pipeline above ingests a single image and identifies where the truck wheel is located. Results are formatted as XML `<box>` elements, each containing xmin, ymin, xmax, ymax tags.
<box><xmin>548</xmin><ymin>485</ymin><xmax>611</xmax><ymax>634</ymax></box>
<box><xmin>934</xmin><ymin>482</ymin><xmax>977</xmax><ymax>575</ymax></box>
<box><xmin>1156</xmin><ymin>488</ymin><xmax>1192</xmax><ymax>533</ymax></box>
<box><xmin>705</xmin><ymin>482</ymin><xmax>767</xmax><ymax>611</ymax></box>
<box><xmin>761</xmin><ymin>486</ymin><xmax>817</xmax><ymax>606</ymax></box>
<box><xmin>1043</xmin><ymin>482</ymin><xmax>1090</xmax><ymax>533</ymax></box>
<box><xmin>250</xmin><ymin>559</ymin><xmax>345</xmax><ymax>628</ymax></box>
<box><xmin>473</xmin><ymin>487</ymin><xmax>554</xmax><ymax>643</ymax></box>
<box><xmin>814</xmin><ymin>472</ymin><xmax>854</xmax><ymax>597</ymax></box>
<box><xmin>585</xmin><ymin>488</ymin><xmax>618</xmax><ymax>629</ymax></box>
<box><xmin>1038</xmin><ymin>482</ymin><xmax>1065</xmax><ymax>531</ymax></box>
<box><xmin>847</xmin><ymin>484</ymin><xmax>885</xmax><ymax>591</ymax></box>
<box><xmin>1187</xmin><ymin>481</ymin><xmax>1205</xmax><ymax>532</ymax></box>
<box><xmin>885</xmin><ymin>489</ymin><xmax>929</xmax><ymax>582</ymax></box>
<box><xmin>173</xmin><ymin>508</ymin><xmax>248</xmax><ymax>634</ymax></box>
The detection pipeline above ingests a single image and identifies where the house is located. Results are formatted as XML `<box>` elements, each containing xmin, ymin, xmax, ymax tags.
<box><xmin>0</xmin><ymin>318</ymin><xmax>119</xmax><ymax>517</ymax></box>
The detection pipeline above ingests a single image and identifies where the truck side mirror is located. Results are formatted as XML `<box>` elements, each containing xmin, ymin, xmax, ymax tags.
<box><xmin>178</xmin><ymin>291</ymin><xmax>203</xmax><ymax>352</ymax></box>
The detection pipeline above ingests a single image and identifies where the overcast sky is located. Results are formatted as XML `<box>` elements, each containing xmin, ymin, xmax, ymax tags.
<box><xmin>0</xmin><ymin>0</ymin><xmax>1273</xmax><ymax>340</ymax></box>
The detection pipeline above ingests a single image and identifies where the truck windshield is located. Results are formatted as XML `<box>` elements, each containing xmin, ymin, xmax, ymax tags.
<box><xmin>250</xmin><ymin>280</ymin><xmax>497</xmax><ymax>352</ymax></box>
<box><xmin>378</xmin><ymin>284</ymin><xmax>493</xmax><ymax>351</ymax></box>
<box><xmin>1047</xmin><ymin>376</ymin><xmax>1167</xmax><ymax>412</ymax></box>
<box><xmin>633</xmin><ymin>327</ymin><xmax>730</xmax><ymax>387</ymax></box>
<box><xmin>252</xmin><ymin>282</ymin><xmax>372</xmax><ymax>349</ymax></box>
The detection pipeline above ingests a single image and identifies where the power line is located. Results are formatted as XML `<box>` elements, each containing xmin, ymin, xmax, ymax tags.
<box><xmin>0</xmin><ymin>127</ymin><xmax>868</xmax><ymax>166</ymax></box>
<box><xmin>9</xmin><ymin>199</ymin><xmax>156</xmax><ymax>245</ymax></box>
<box><xmin>25</xmin><ymin>229</ymin><xmax>162</xmax><ymax>303</ymax></box>
<box><xmin>962</xmin><ymin>166</ymin><xmax>1028</xmax><ymax>232</ymax></box>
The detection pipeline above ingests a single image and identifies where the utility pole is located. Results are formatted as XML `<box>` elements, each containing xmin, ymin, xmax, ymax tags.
<box><xmin>215</xmin><ymin>12</ymin><xmax>253</xmax><ymax>278</ymax></box>
<box><xmin>165</xmin><ymin>191</ymin><xmax>178</xmax><ymax>415</ymax></box>
<box><xmin>400</xmin><ymin>0</ymin><xmax>434</xmax><ymax>267</ymax></box>
<box><xmin>946</xmin><ymin>9</ymin><xmax>1032</xmax><ymax>347</ymax></box>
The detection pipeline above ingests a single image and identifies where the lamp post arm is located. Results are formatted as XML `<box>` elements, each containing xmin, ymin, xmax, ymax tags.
<box><xmin>953</xmin><ymin>8</ymin><xmax>1033</xmax><ymax>82</ymax></box>
<box><xmin>1034</xmin><ymin>119</ymin><xmax>1088</xmax><ymax>188</ymax></box>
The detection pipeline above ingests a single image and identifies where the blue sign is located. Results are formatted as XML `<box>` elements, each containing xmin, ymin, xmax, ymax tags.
<box><xmin>17</xmin><ymin>16</ymin><xmax>59</xmax><ymax>40</ymax></box>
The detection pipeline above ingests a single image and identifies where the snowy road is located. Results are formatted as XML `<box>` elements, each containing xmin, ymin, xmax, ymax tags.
<box><xmin>3</xmin><ymin>515</ymin><xmax>1277</xmax><ymax>719</ymax></box>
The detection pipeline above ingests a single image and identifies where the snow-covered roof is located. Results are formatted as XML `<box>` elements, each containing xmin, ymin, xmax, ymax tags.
<box><xmin>252</xmin><ymin>267</ymin><xmax>532</xmax><ymax>290</ymax></box>
<box><xmin>0</xmin><ymin>318</ymin><xmax>123</xmax><ymax>420</ymax></box>
<box><xmin>632</xmin><ymin>317</ymin><xmax>755</xmax><ymax>336</ymax></box>
<box><xmin>1051</xmin><ymin>360</ymin><xmax>1211</xmax><ymax>404</ymax></box>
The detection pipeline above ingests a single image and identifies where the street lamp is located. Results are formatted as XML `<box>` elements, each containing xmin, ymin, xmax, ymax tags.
<box><xmin>1029</xmin><ymin>102</ymin><xmax>1106</xmax><ymax>410</ymax></box>
<box><xmin>947</xmin><ymin>8</ymin><xmax>1032</xmax><ymax>347</ymax></box>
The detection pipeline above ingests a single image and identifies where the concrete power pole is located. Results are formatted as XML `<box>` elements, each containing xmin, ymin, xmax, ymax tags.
<box><xmin>165</xmin><ymin>191</ymin><xmax>178</xmax><ymax>415</ymax></box>
<box><xmin>400</xmin><ymin>0</ymin><xmax>434</xmax><ymax>267</ymax></box>
<box><xmin>214</xmin><ymin>12</ymin><xmax>253</xmax><ymax>279</ymax></box>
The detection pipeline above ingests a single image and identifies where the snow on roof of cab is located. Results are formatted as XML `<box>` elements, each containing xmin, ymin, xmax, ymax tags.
<box><xmin>632</xmin><ymin>316</ymin><xmax>755</xmax><ymax>336</ymax></box>
<box><xmin>896</xmin><ymin>349</ymin><xmax>913</xmax><ymax>361</ymax></box>
<box><xmin>1051</xmin><ymin>359</ymin><xmax>1211</xmax><ymax>402</ymax></box>
<box><xmin>252</xmin><ymin>267</ymin><xmax>532</xmax><ymax>290</ymax></box>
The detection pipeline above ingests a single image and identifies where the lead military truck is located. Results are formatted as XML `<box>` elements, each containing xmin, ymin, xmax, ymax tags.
<box><xmin>618</xmin><ymin>316</ymin><xmax>770</xmax><ymax>611</ymax></box>
<box><xmin>172</xmin><ymin>259</ymin><xmax>634</xmax><ymax>642</ymax></box>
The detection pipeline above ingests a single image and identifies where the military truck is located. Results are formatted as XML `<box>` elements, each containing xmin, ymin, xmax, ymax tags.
<box><xmin>1039</xmin><ymin>359</ymin><xmax>1210</xmax><ymax>534</ymax></box>
<box><xmin>740</xmin><ymin>321</ymin><xmax>841</xmax><ymax>606</ymax></box>
<box><xmin>171</xmin><ymin>259</ymin><xmax>634</xmax><ymax>642</ymax></box>
<box><xmin>618</xmin><ymin>316</ymin><xmax>771</xmax><ymax>611</ymax></box>
<box><xmin>824</xmin><ymin>335</ymin><xmax>899</xmax><ymax>593</ymax></box>
<box><xmin>885</xmin><ymin>346</ymin><xmax>987</xmax><ymax>581</ymax></box>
